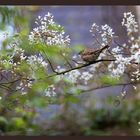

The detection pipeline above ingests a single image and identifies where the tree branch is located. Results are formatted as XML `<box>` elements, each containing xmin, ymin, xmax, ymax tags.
<box><xmin>80</xmin><ymin>81</ymin><xmax>138</xmax><ymax>93</ymax></box>
<box><xmin>44</xmin><ymin>59</ymin><xmax>116</xmax><ymax>79</ymax></box>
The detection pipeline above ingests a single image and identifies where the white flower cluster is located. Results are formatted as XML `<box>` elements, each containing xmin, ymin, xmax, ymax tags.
<box><xmin>122</xmin><ymin>12</ymin><xmax>138</xmax><ymax>33</ymax></box>
<box><xmin>29</xmin><ymin>12</ymin><xmax>70</xmax><ymax>46</ymax></box>
<box><xmin>121</xmin><ymin>91</ymin><xmax>127</xmax><ymax>97</ymax></box>
<box><xmin>55</xmin><ymin>65</ymin><xmax>93</xmax><ymax>84</ymax></box>
<box><xmin>90</xmin><ymin>23</ymin><xmax>99</xmax><ymax>33</ymax></box>
<box><xmin>130</xmin><ymin>43</ymin><xmax>140</xmax><ymax>64</ymax></box>
<box><xmin>45</xmin><ymin>85</ymin><xmax>56</xmax><ymax>97</ymax></box>
<box><xmin>112</xmin><ymin>46</ymin><xmax>123</xmax><ymax>54</ymax></box>
<box><xmin>16</xmin><ymin>79</ymin><xmax>34</xmax><ymax>95</ymax></box>
<box><xmin>90</xmin><ymin>23</ymin><xmax>114</xmax><ymax>45</ymax></box>
<box><xmin>89</xmin><ymin>63</ymin><xmax>101</xmax><ymax>74</ymax></box>
<box><xmin>107</xmin><ymin>12</ymin><xmax>139</xmax><ymax>78</ymax></box>
<box><xmin>55</xmin><ymin>65</ymin><xmax>66</xmax><ymax>73</ymax></box>
<box><xmin>55</xmin><ymin>63</ymin><xmax>94</xmax><ymax>84</ymax></box>
<box><xmin>101</xmin><ymin>24</ymin><xmax>114</xmax><ymax>44</ymax></box>
<box><xmin>8</xmin><ymin>44</ymin><xmax>27</xmax><ymax>65</ymax></box>
<box><xmin>108</xmin><ymin>54</ymin><xmax>131</xmax><ymax>77</ymax></box>
<box><xmin>27</xmin><ymin>54</ymin><xmax>48</xmax><ymax>69</ymax></box>
<box><xmin>79</xmin><ymin>71</ymin><xmax>93</xmax><ymax>84</ymax></box>
<box><xmin>66</xmin><ymin>69</ymin><xmax>81</xmax><ymax>83</ymax></box>
<box><xmin>1</xmin><ymin>44</ymin><xmax>27</xmax><ymax>78</ymax></box>
<box><xmin>131</xmin><ymin>69</ymin><xmax>140</xmax><ymax>83</ymax></box>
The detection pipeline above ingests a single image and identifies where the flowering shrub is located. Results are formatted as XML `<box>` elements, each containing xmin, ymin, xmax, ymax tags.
<box><xmin>0</xmin><ymin>7</ymin><xmax>140</xmax><ymax>135</ymax></box>
<box><xmin>0</xmin><ymin>11</ymin><xmax>140</xmax><ymax>106</ymax></box>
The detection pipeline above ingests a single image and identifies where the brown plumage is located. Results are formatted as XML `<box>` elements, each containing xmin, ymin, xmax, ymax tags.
<box><xmin>80</xmin><ymin>45</ymin><xmax>109</xmax><ymax>63</ymax></box>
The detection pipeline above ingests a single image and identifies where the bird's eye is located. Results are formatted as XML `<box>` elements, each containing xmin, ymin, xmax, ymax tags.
<box><xmin>78</xmin><ymin>50</ymin><xmax>84</xmax><ymax>54</ymax></box>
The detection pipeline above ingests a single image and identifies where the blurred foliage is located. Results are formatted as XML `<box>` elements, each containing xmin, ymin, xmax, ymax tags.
<box><xmin>0</xmin><ymin>6</ymin><xmax>80</xmax><ymax>136</ymax></box>
<box><xmin>40</xmin><ymin>98</ymin><xmax>140</xmax><ymax>136</ymax></box>
<box><xmin>83</xmin><ymin>99</ymin><xmax>140</xmax><ymax>136</ymax></box>
<box><xmin>0</xmin><ymin>6</ymin><xmax>46</xmax><ymax>135</ymax></box>
<box><xmin>100</xmin><ymin>75</ymin><xmax>121</xmax><ymax>86</ymax></box>
<box><xmin>2</xmin><ymin>96</ymin><xmax>140</xmax><ymax>135</ymax></box>
<box><xmin>0</xmin><ymin>6</ymin><xmax>40</xmax><ymax>30</ymax></box>
<box><xmin>0</xmin><ymin>90</ymin><xmax>47</xmax><ymax>135</ymax></box>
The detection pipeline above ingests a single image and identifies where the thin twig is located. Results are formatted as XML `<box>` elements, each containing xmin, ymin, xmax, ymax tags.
<box><xmin>80</xmin><ymin>81</ymin><xmax>138</xmax><ymax>93</ymax></box>
<box><xmin>43</xmin><ymin>59</ymin><xmax>116</xmax><ymax>79</ymax></box>
<box><xmin>42</xmin><ymin>50</ymin><xmax>58</xmax><ymax>74</ymax></box>
<box><xmin>60</xmin><ymin>52</ymin><xmax>73</xmax><ymax>69</ymax></box>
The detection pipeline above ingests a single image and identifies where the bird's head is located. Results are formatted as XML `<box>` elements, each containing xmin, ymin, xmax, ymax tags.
<box><xmin>78</xmin><ymin>49</ymin><xmax>84</xmax><ymax>55</ymax></box>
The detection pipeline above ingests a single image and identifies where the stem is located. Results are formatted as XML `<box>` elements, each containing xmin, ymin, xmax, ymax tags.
<box><xmin>44</xmin><ymin>59</ymin><xmax>115</xmax><ymax>79</ymax></box>
<box><xmin>80</xmin><ymin>81</ymin><xmax>138</xmax><ymax>93</ymax></box>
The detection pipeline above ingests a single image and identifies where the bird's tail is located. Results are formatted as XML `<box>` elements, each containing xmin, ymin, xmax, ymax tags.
<box><xmin>93</xmin><ymin>45</ymin><xmax>109</xmax><ymax>54</ymax></box>
<box><xmin>100</xmin><ymin>45</ymin><xmax>109</xmax><ymax>52</ymax></box>
<box><xmin>94</xmin><ymin>45</ymin><xmax>109</xmax><ymax>53</ymax></box>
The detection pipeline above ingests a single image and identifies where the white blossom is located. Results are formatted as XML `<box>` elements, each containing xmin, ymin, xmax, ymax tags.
<box><xmin>66</xmin><ymin>70</ymin><xmax>81</xmax><ymax>83</ymax></box>
<box><xmin>121</xmin><ymin>91</ymin><xmax>126</xmax><ymax>97</ymax></box>
<box><xmin>27</xmin><ymin>54</ymin><xmax>48</xmax><ymax>69</ymax></box>
<box><xmin>122</xmin><ymin>12</ymin><xmax>138</xmax><ymax>33</ymax></box>
<box><xmin>90</xmin><ymin>23</ymin><xmax>114</xmax><ymax>45</ymax></box>
<box><xmin>90</xmin><ymin>23</ymin><xmax>99</xmax><ymax>33</ymax></box>
<box><xmin>45</xmin><ymin>85</ymin><xmax>56</xmax><ymax>97</ymax></box>
<box><xmin>80</xmin><ymin>71</ymin><xmax>93</xmax><ymax>84</ymax></box>
<box><xmin>29</xmin><ymin>12</ymin><xmax>70</xmax><ymax>46</ymax></box>
<box><xmin>133</xmin><ymin>85</ymin><xmax>137</xmax><ymax>90</ymax></box>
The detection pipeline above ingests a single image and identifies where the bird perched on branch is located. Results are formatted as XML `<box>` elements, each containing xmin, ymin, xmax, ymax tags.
<box><xmin>79</xmin><ymin>45</ymin><xmax>109</xmax><ymax>63</ymax></box>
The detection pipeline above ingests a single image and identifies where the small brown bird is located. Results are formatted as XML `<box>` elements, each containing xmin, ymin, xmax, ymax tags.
<box><xmin>41</xmin><ymin>32</ymin><xmax>55</xmax><ymax>39</ymax></box>
<box><xmin>79</xmin><ymin>45</ymin><xmax>109</xmax><ymax>63</ymax></box>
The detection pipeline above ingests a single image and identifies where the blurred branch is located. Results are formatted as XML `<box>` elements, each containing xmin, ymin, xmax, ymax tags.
<box><xmin>80</xmin><ymin>81</ymin><xmax>138</xmax><ymax>93</ymax></box>
<box><xmin>59</xmin><ymin>51</ymin><xmax>73</xmax><ymax>69</ymax></box>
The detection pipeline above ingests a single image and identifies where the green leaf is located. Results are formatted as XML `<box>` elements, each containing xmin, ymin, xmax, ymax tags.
<box><xmin>0</xmin><ymin>117</ymin><xmax>8</xmax><ymax>131</ymax></box>
<box><xmin>10</xmin><ymin>117</ymin><xmax>26</xmax><ymax>129</ymax></box>
<box><xmin>100</xmin><ymin>75</ymin><xmax>120</xmax><ymax>85</ymax></box>
<box><xmin>30</xmin><ymin>98</ymin><xmax>48</xmax><ymax>107</ymax></box>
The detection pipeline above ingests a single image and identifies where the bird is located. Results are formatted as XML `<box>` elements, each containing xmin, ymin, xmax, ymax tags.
<box><xmin>41</xmin><ymin>32</ymin><xmax>55</xmax><ymax>40</ymax></box>
<box><xmin>79</xmin><ymin>45</ymin><xmax>109</xmax><ymax>63</ymax></box>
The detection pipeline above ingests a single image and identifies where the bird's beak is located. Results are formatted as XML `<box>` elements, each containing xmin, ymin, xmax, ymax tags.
<box><xmin>78</xmin><ymin>50</ymin><xmax>84</xmax><ymax>55</ymax></box>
